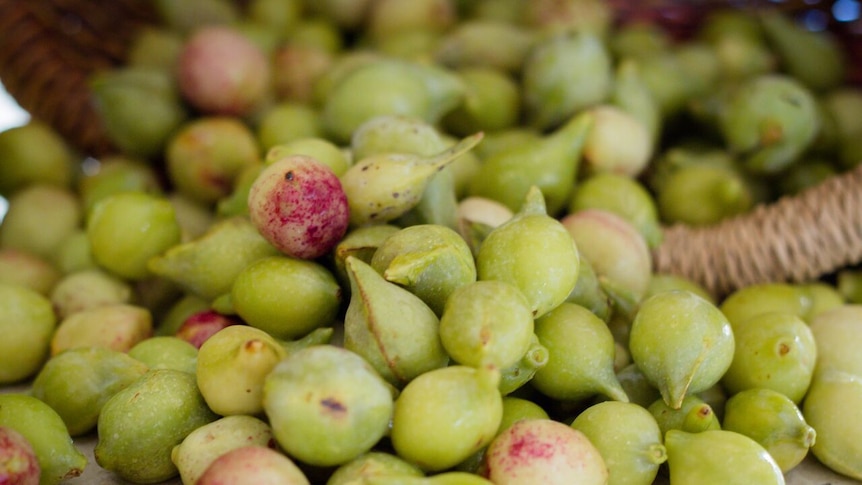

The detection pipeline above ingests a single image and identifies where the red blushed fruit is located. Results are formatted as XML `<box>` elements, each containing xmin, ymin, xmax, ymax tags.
<box><xmin>0</xmin><ymin>426</ymin><xmax>40</xmax><ymax>485</ymax></box>
<box><xmin>248</xmin><ymin>155</ymin><xmax>350</xmax><ymax>260</ymax></box>
<box><xmin>176</xmin><ymin>310</ymin><xmax>241</xmax><ymax>349</ymax></box>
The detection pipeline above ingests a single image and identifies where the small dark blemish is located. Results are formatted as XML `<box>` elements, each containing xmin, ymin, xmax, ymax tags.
<box><xmin>285</xmin><ymin>171</ymin><xmax>295</xmax><ymax>181</ymax></box>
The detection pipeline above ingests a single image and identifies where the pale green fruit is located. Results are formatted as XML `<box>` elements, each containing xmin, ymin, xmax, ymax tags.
<box><xmin>719</xmin><ymin>282</ymin><xmax>812</xmax><ymax>327</ymax></box>
<box><xmin>50</xmin><ymin>303</ymin><xmax>152</xmax><ymax>356</ymax></box>
<box><xmin>327</xmin><ymin>452</ymin><xmax>424</xmax><ymax>485</ymax></box>
<box><xmin>391</xmin><ymin>366</ymin><xmax>502</xmax><ymax>472</ymax></box>
<box><xmin>721</xmin><ymin>311</ymin><xmax>817</xmax><ymax>403</ymax></box>
<box><xmin>0</xmin><ymin>284</ymin><xmax>56</xmax><ymax>385</ymax></box>
<box><xmin>665</xmin><ymin>429</ymin><xmax>785</xmax><ymax>484</ymax></box>
<box><xmin>171</xmin><ymin>415</ymin><xmax>274</xmax><ymax>485</ymax></box>
<box><xmin>0</xmin><ymin>393</ymin><xmax>88</xmax><ymax>485</ymax></box>
<box><xmin>128</xmin><ymin>336</ymin><xmax>198</xmax><ymax>374</ymax></box>
<box><xmin>808</xmin><ymin>304</ymin><xmax>862</xmax><ymax>377</ymax></box>
<box><xmin>340</xmin><ymin>132</ymin><xmax>482</xmax><ymax>226</ymax></box>
<box><xmin>148</xmin><ymin>216</ymin><xmax>281</xmax><ymax>301</ymax></box>
<box><xmin>371</xmin><ymin>224</ymin><xmax>476</xmax><ymax>317</ymax></box>
<box><xmin>476</xmin><ymin>186</ymin><xmax>579</xmax><ymax>318</ymax></box>
<box><xmin>648</xmin><ymin>394</ymin><xmax>721</xmax><ymax>435</ymax></box>
<box><xmin>498</xmin><ymin>397</ymin><xmax>549</xmax><ymax>433</ymax></box>
<box><xmin>263</xmin><ymin>345</ymin><xmax>394</xmax><ymax>467</ymax></box>
<box><xmin>532</xmin><ymin>302</ymin><xmax>628</xmax><ymax>403</ymax></box>
<box><xmin>196</xmin><ymin>325</ymin><xmax>288</xmax><ymax>416</ymax></box>
<box><xmin>438</xmin><ymin>280</ymin><xmax>534</xmax><ymax>370</ymax></box>
<box><xmin>630</xmin><ymin>290</ymin><xmax>735</xmax><ymax>409</ymax></box>
<box><xmin>49</xmin><ymin>269</ymin><xmax>132</xmax><ymax>320</ymax></box>
<box><xmin>87</xmin><ymin>192</ymin><xmax>182</xmax><ymax>280</ymax></box>
<box><xmin>94</xmin><ymin>369</ymin><xmax>218</xmax><ymax>484</ymax></box>
<box><xmin>343</xmin><ymin>256</ymin><xmax>449</xmax><ymax>387</ymax></box>
<box><xmin>226</xmin><ymin>256</ymin><xmax>342</xmax><ymax>340</ymax></box>
<box><xmin>30</xmin><ymin>346</ymin><xmax>148</xmax><ymax>436</ymax></box>
<box><xmin>803</xmin><ymin>369</ymin><xmax>862</xmax><ymax>480</ymax></box>
<box><xmin>571</xmin><ymin>401</ymin><xmax>667</xmax><ymax>485</ymax></box>
<box><xmin>723</xmin><ymin>388</ymin><xmax>816</xmax><ymax>473</ymax></box>
<box><xmin>0</xmin><ymin>184</ymin><xmax>81</xmax><ymax>261</ymax></box>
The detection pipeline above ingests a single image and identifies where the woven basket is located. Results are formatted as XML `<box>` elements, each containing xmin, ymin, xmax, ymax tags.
<box><xmin>1</xmin><ymin>0</ymin><xmax>862</xmax><ymax>299</ymax></box>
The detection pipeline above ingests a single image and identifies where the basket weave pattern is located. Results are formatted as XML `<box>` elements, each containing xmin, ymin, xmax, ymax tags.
<box><xmin>654</xmin><ymin>163</ymin><xmax>862</xmax><ymax>297</ymax></box>
<box><xmin>0</xmin><ymin>0</ymin><xmax>155</xmax><ymax>156</ymax></box>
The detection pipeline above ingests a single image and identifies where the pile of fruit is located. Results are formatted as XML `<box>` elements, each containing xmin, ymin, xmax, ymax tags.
<box><xmin>2</xmin><ymin>0</ymin><xmax>862</xmax><ymax>484</ymax></box>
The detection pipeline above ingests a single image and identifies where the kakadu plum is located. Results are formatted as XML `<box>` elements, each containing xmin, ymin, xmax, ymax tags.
<box><xmin>248</xmin><ymin>155</ymin><xmax>349</xmax><ymax>259</ymax></box>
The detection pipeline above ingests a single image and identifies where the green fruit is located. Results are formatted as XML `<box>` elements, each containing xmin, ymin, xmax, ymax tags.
<box><xmin>30</xmin><ymin>347</ymin><xmax>148</xmax><ymax>436</ymax></box>
<box><xmin>128</xmin><ymin>336</ymin><xmax>198</xmax><ymax>374</ymax></box>
<box><xmin>808</xmin><ymin>304</ymin><xmax>862</xmax><ymax>377</ymax></box>
<box><xmin>648</xmin><ymin>394</ymin><xmax>721</xmax><ymax>435</ymax></box>
<box><xmin>391</xmin><ymin>366</ymin><xmax>502</xmax><ymax>472</ymax></box>
<box><xmin>719</xmin><ymin>282</ymin><xmax>812</xmax><ymax>327</ymax></box>
<box><xmin>87</xmin><ymin>192</ymin><xmax>182</xmax><ymax>280</ymax></box>
<box><xmin>0</xmin><ymin>394</ymin><xmax>88</xmax><ymax>485</ymax></box>
<box><xmin>0</xmin><ymin>185</ymin><xmax>82</xmax><ymax>261</ymax></box>
<box><xmin>532</xmin><ymin>302</ymin><xmax>628</xmax><ymax>402</ymax></box>
<box><xmin>571</xmin><ymin>401</ymin><xmax>667</xmax><ymax>485</ymax></box>
<box><xmin>95</xmin><ymin>369</ymin><xmax>218</xmax><ymax>483</ymax></box>
<box><xmin>263</xmin><ymin>345</ymin><xmax>395</xmax><ymax>467</ymax></box>
<box><xmin>723</xmin><ymin>388</ymin><xmax>816</xmax><ymax>473</ymax></box>
<box><xmin>343</xmin><ymin>256</ymin><xmax>449</xmax><ymax>387</ymax></box>
<box><xmin>0</xmin><ymin>284</ymin><xmax>56</xmax><ymax>385</ymax></box>
<box><xmin>665</xmin><ymin>429</ymin><xmax>784</xmax><ymax>484</ymax></box>
<box><xmin>803</xmin><ymin>369</ymin><xmax>862</xmax><ymax>480</ymax></box>
<box><xmin>371</xmin><ymin>224</ymin><xmax>476</xmax><ymax>317</ymax></box>
<box><xmin>196</xmin><ymin>325</ymin><xmax>288</xmax><ymax>416</ymax></box>
<box><xmin>720</xmin><ymin>311</ymin><xmax>817</xmax><ymax>403</ymax></box>
<box><xmin>438</xmin><ymin>280</ymin><xmax>533</xmax><ymax>370</ymax></box>
<box><xmin>476</xmin><ymin>187</ymin><xmax>579</xmax><ymax>318</ymax></box>
<box><xmin>171</xmin><ymin>415</ymin><xmax>275</xmax><ymax>485</ymax></box>
<box><xmin>227</xmin><ymin>255</ymin><xmax>342</xmax><ymax>340</ymax></box>
<box><xmin>327</xmin><ymin>452</ymin><xmax>424</xmax><ymax>485</ymax></box>
<box><xmin>629</xmin><ymin>290</ymin><xmax>735</xmax><ymax>409</ymax></box>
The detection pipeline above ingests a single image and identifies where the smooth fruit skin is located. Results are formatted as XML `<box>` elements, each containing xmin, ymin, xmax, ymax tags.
<box><xmin>629</xmin><ymin>290</ymin><xmax>735</xmax><ymax>409</ymax></box>
<box><xmin>483</xmin><ymin>418</ymin><xmax>608</xmax><ymax>485</ymax></box>
<box><xmin>196</xmin><ymin>446</ymin><xmax>310</xmax><ymax>485</ymax></box>
<box><xmin>803</xmin><ymin>369</ymin><xmax>862</xmax><ymax>480</ymax></box>
<box><xmin>665</xmin><ymin>429</ymin><xmax>785</xmax><ymax>485</ymax></box>
<box><xmin>248</xmin><ymin>155</ymin><xmax>349</xmax><ymax>260</ymax></box>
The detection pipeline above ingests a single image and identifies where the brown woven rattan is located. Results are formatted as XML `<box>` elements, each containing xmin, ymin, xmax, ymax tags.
<box><xmin>0</xmin><ymin>0</ymin><xmax>156</xmax><ymax>157</ymax></box>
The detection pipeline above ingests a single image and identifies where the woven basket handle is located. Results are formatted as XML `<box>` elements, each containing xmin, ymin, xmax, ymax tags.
<box><xmin>653</xmin><ymin>163</ymin><xmax>862</xmax><ymax>299</ymax></box>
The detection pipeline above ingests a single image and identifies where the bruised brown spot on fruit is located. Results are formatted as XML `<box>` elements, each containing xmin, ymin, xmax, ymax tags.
<box><xmin>778</xmin><ymin>342</ymin><xmax>791</xmax><ymax>356</ymax></box>
<box><xmin>321</xmin><ymin>397</ymin><xmax>347</xmax><ymax>414</ymax></box>
<box><xmin>697</xmin><ymin>406</ymin><xmax>712</xmax><ymax>418</ymax></box>
<box><xmin>244</xmin><ymin>339</ymin><xmax>265</xmax><ymax>353</ymax></box>
<box><xmin>285</xmin><ymin>171</ymin><xmax>295</xmax><ymax>181</ymax></box>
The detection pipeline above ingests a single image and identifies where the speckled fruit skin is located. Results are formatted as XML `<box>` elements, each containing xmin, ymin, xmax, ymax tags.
<box><xmin>248</xmin><ymin>155</ymin><xmax>349</xmax><ymax>260</ymax></box>
<box><xmin>0</xmin><ymin>426</ymin><xmax>40</xmax><ymax>485</ymax></box>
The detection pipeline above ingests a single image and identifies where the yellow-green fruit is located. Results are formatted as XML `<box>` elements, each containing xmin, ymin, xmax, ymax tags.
<box><xmin>665</xmin><ymin>429</ymin><xmax>785</xmax><ymax>484</ymax></box>
<box><xmin>720</xmin><ymin>311</ymin><xmax>817</xmax><ymax>403</ymax></box>
<box><xmin>648</xmin><ymin>394</ymin><xmax>721</xmax><ymax>435</ymax></box>
<box><xmin>196</xmin><ymin>325</ymin><xmax>288</xmax><ymax>416</ymax></box>
<box><xmin>802</xmin><ymin>369</ymin><xmax>862</xmax><ymax>480</ymax></box>
<box><xmin>0</xmin><ymin>393</ymin><xmax>88</xmax><ymax>485</ymax></box>
<box><xmin>0</xmin><ymin>283</ymin><xmax>56</xmax><ymax>385</ymax></box>
<box><xmin>263</xmin><ymin>345</ymin><xmax>395</xmax><ymax>467</ymax></box>
<box><xmin>571</xmin><ymin>401</ymin><xmax>667</xmax><ymax>485</ymax></box>
<box><xmin>327</xmin><ymin>452</ymin><xmax>424</xmax><ymax>485</ymax></box>
<box><xmin>476</xmin><ymin>187</ymin><xmax>579</xmax><ymax>318</ymax></box>
<box><xmin>171</xmin><ymin>415</ymin><xmax>274</xmax><ymax>485</ymax></box>
<box><xmin>629</xmin><ymin>290</ymin><xmax>735</xmax><ymax>409</ymax></box>
<box><xmin>30</xmin><ymin>346</ymin><xmax>149</xmax><ymax>436</ymax></box>
<box><xmin>532</xmin><ymin>302</ymin><xmax>628</xmax><ymax>403</ymax></box>
<box><xmin>722</xmin><ymin>388</ymin><xmax>816</xmax><ymax>473</ymax></box>
<box><xmin>808</xmin><ymin>304</ymin><xmax>862</xmax><ymax>377</ymax></box>
<box><xmin>228</xmin><ymin>255</ymin><xmax>342</xmax><ymax>340</ymax></box>
<box><xmin>391</xmin><ymin>366</ymin><xmax>502</xmax><ymax>472</ymax></box>
<box><xmin>95</xmin><ymin>369</ymin><xmax>218</xmax><ymax>483</ymax></box>
<box><xmin>719</xmin><ymin>282</ymin><xmax>812</xmax><ymax>327</ymax></box>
